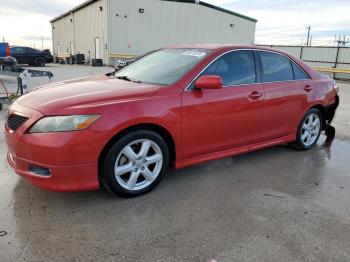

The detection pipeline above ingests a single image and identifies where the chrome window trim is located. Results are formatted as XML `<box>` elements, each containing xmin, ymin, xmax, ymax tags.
<box><xmin>184</xmin><ymin>48</ymin><xmax>311</xmax><ymax>91</ymax></box>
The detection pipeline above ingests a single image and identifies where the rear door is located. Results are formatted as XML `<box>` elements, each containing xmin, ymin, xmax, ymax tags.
<box><xmin>258</xmin><ymin>51</ymin><xmax>312</xmax><ymax>141</ymax></box>
<box><xmin>181</xmin><ymin>50</ymin><xmax>264</xmax><ymax>159</ymax></box>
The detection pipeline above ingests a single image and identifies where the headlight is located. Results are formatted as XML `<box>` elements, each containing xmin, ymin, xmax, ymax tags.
<box><xmin>29</xmin><ymin>115</ymin><xmax>100</xmax><ymax>133</ymax></box>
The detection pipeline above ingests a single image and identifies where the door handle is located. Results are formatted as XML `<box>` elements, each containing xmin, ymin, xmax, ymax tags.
<box><xmin>248</xmin><ymin>91</ymin><xmax>263</xmax><ymax>100</ymax></box>
<box><xmin>304</xmin><ymin>85</ymin><xmax>313</xmax><ymax>92</ymax></box>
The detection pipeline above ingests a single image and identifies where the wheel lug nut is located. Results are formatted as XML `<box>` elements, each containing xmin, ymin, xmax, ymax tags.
<box><xmin>132</xmin><ymin>162</ymin><xmax>136</xmax><ymax>166</ymax></box>
<box><xmin>141</xmin><ymin>166</ymin><xmax>145</xmax><ymax>170</ymax></box>
<box><xmin>134</xmin><ymin>168</ymin><xmax>138</xmax><ymax>172</ymax></box>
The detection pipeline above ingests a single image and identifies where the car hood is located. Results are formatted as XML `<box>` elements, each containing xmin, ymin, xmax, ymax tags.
<box><xmin>16</xmin><ymin>75</ymin><xmax>162</xmax><ymax>115</ymax></box>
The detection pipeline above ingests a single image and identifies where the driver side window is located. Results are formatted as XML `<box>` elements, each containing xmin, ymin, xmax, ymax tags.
<box><xmin>201</xmin><ymin>50</ymin><xmax>256</xmax><ymax>86</ymax></box>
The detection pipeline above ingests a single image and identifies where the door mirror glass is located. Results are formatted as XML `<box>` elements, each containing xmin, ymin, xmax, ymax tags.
<box><xmin>194</xmin><ymin>75</ymin><xmax>222</xmax><ymax>90</ymax></box>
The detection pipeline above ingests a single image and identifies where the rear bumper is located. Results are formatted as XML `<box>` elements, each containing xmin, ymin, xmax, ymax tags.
<box><xmin>325</xmin><ymin>95</ymin><xmax>339</xmax><ymax>124</ymax></box>
<box><xmin>45</xmin><ymin>56</ymin><xmax>53</xmax><ymax>63</ymax></box>
<box><xmin>7</xmin><ymin>153</ymin><xmax>99</xmax><ymax>192</ymax></box>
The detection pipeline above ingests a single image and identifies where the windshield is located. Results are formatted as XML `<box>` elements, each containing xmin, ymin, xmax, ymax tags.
<box><xmin>114</xmin><ymin>48</ymin><xmax>211</xmax><ymax>85</ymax></box>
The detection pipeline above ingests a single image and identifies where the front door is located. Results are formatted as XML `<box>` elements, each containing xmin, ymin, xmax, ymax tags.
<box><xmin>181</xmin><ymin>50</ymin><xmax>264</xmax><ymax>159</ymax></box>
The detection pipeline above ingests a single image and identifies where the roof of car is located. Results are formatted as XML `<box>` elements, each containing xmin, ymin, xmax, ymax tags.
<box><xmin>166</xmin><ymin>44</ymin><xmax>277</xmax><ymax>51</ymax></box>
<box><xmin>165</xmin><ymin>44</ymin><xmax>305</xmax><ymax>64</ymax></box>
<box><xmin>11</xmin><ymin>46</ymin><xmax>32</xmax><ymax>48</ymax></box>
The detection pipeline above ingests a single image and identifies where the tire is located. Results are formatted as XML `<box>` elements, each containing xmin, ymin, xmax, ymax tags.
<box><xmin>34</xmin><ymin>57</ymin><xmax>46</xmax><ymax>67</ymax></box>
<box><xmin>293</xmin><ymin>108</ymin><xmax>322</xmax><ymax>150</ymax></box>
<box><xmin>101</xmin><ymin>130</ymin><xmax>169</xmax><ymax>197</ymax></box>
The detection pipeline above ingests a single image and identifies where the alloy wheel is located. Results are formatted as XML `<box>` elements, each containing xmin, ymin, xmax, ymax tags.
<box><xmin>114</xmin><ymin>139</ymin><xmax>163</xmax><ymax>191</ymax></box>
<box><xmin>300</xmin><ymin>113</ymin><xmax>321</xmax><ymax>146</ymax></box>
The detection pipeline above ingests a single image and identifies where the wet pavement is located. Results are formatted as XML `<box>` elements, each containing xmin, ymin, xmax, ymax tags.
<box><xmin>0</xmin><ymin>66</ymin><xmax>350</xmax><ymax>261</ymax></box>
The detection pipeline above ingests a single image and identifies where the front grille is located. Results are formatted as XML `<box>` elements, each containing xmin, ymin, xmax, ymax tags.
<box><xmin>7</xmin><ymin>114</ymin><xmax>29</xmax><ymax>131</ymax></box>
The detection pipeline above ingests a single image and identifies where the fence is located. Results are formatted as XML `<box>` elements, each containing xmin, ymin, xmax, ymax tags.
<box><xmin>259</xmin><ymin>45</ymin><xmax>350</xmax><ymax>80</ymax></box>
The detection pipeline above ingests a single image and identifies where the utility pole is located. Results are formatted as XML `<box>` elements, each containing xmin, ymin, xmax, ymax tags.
<box><xmin>306</xmin><ymin>25</ymin><xmax>311</xmax><ymax>46</ymax></box>
<box><xmin>41</xmin><ymin>36</ymin><xmax>44</xmax><ymax>50</ymax></box>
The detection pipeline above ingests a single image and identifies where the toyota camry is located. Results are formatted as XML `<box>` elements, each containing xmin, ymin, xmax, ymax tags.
<box><xmin>5</xmin><ymin>45</ymin><xmax>339</xmax><ymax>197</ymax></box>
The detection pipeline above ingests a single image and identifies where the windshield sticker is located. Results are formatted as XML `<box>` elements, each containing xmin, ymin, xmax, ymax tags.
<box><xmin>182</xmin><ymin>51</ymin><xmax>207</xmax><ymax>57</ymax></box>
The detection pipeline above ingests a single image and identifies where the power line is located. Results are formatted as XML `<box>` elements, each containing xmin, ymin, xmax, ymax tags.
<box><xmin>334</xmin><ymin>34</ymin><xmax>349</xmax><ymax>47</ymax></box>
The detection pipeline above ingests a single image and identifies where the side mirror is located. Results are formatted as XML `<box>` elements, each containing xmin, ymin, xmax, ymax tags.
<box><xmin>115</xmin><ymin>60</ymin><xmax>127</xmax><ymax>70</ymax></box>
<box><xmin>194</xmin><ymin>75</ymin><xmax>222</xmax><ymax>90</ymax></box>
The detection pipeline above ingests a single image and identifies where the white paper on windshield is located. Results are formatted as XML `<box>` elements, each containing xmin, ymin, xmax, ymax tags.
<box><xmin>182</xmin><ymin>51</ymin><xmax>207</xmax><ymax>57</ymax></box>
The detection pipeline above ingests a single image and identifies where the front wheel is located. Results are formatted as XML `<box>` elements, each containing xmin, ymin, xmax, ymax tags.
<box><xmin>293</xmin><ymin>108</ymin><xmax>322</xmax><ymax>150</ymax></box>
<box><xmin>101</xmin><ymin>130</ymin><xmax>169</xmax><ymax>197</ymax></box>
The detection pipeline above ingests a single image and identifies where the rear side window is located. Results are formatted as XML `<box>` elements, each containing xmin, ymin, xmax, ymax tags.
<box><xmin>201</xmin><ymin>50</ymin><xmax>256</xmax><ymax>86</ymax></box>
<box><xmin>11</xmin><ymin>47</ymin><xmax>26</xmax><ymax>53</ymax></box>
<box><xmin>27</xmin><ymin>48</ymin><xmax>39</xmax><ymax>53</ymax></box>
<box><xmin>259</xmin><ymin>51</ymin><xmax>294</xmax><ymax>82</ymax></box>
<box><xmin>292</xmin><ymin>62</ymin><xmax>309</xmax><ymax>80</ymax></box>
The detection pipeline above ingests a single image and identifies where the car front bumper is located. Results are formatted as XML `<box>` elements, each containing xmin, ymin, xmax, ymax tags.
<box><xmin>5</xmin><ymin>101</ymin><xmax>101</xmax><ymax>192</ymax></box>
<box><xmin>7</xmin><ymin>152</ymin><xmax>99</xmax><ymax>191</ymax></box>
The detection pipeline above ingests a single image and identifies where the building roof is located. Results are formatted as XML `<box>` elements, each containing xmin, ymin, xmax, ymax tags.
<box><xmin>50</xmin><ymin>0</ymin><xmax>96</xmax><ymax>23</ymax></box>
<box><xmin>50</xmin><ymin>0</ymin><xmax>257</xmax><ymax>23</ymax></box>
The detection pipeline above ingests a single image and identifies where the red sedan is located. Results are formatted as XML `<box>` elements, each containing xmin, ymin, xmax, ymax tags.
<box><xmin>5</xmin><ymin>45</ymin><xmax>339</xmax><ymax>197</ymax></box>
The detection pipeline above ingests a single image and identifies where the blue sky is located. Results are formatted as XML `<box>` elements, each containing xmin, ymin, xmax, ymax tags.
<box><xmin>1</xmin><ymin>0</ymin><xmax>349</xmax><ymax>49</ymax></box>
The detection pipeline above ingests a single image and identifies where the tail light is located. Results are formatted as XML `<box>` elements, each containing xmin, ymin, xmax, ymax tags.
<box><xmin>333</xmin><ymin>84</ymin><xmax>339</xmax><ymax>94</ymax></box>
<box><xmin>5</xmin><ymin>44</ymin><xmax>11</xmax><ymax>57</ymax></box>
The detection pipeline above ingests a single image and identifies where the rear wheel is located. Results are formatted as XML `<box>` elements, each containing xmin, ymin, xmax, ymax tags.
<box><xmin>293</xmin><ymin>108</ymin><xmax>322</xmax><ymax>150</ymax></box>
<box><xmin>101</xmin><ymin>130</ymin><xmax>169</xmax><ymax>197</ymax></box>
<box><xmin>34</xmin><ymin>57</ymin><xmax>45</xmax><ymax>67</ymax></box>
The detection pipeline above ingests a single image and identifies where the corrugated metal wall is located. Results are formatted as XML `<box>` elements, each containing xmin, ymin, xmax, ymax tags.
<box><xmin>51</xmin><ymin>0</ymin><xmax>108</xmax><ymax>63</ymax></box>
<box><xmin>51</xmin><ymin>14</ymin><xmax>74</xmax><ymax>55</ymax></box>
<box><xmin>260</xmin><ymin>45</ymin><xmax>350</xmax><ymax>80</ymax></box>
<box><xmin>52</xmin><ymin>0</ymin><xmax>256</xmax><ymax>65</ymax></box>
<box><xmin>107</xmin><ymin>0</ymin><xmax>256</xmax><ymax>62</ymax></box>
<box><xmin>73</xmin><ymin>0</ymin><xmax>108</xmax><ymax>62</ymax></box>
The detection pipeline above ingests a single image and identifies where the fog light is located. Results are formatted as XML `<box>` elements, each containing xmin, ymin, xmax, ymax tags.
<box><xmin>29</xmin><ymin>165</ymin><xmax>51</xmax><ymax>177</ymax></box>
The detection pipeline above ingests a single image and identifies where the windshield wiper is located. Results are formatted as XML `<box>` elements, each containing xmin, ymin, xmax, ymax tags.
<box><xmin>116</xmin><ymin>75</ymin><xmax>141</xmax><ymax>83</ymax></box>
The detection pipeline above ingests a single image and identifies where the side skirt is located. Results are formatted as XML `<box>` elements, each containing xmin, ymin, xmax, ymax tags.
<box><xmin>174</xmin><ymin>134</ymin><xmax>296</xmax><ymax>169</ymax></box>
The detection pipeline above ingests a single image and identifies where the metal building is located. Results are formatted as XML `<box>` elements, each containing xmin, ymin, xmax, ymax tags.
<box><xmin>50</xmin><ymin>0</ymin><xmax>257</xmax><ymax>65</ymax></box>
